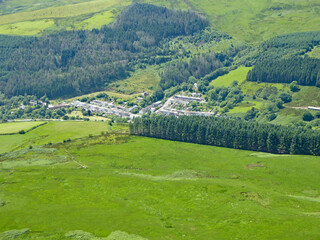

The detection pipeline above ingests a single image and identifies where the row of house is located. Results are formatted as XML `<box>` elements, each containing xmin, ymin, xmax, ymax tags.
<box><xmin>157</xmin><ymin>108</ymin><xmax>215</xmax><ymax>117</ymax></box>
<box><xmin>70</xmin><ymin>100</ymin><xmax>137</xmax><ymax>119</ymax></box>
<box><xmin>139</xmin><ymin>101</ymin><xmax>162</xmax><ymax>114</ymax></box>
<box><xmin>174</xmin><ymin>95</ymin><xmax>205</xmax><ymax>103</ymax></box>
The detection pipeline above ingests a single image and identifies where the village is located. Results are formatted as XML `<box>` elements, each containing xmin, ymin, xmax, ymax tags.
<box><xmin>43</xmin><ymin>91</ymin><xmax>216</xmax><ymax>120</ymax></box>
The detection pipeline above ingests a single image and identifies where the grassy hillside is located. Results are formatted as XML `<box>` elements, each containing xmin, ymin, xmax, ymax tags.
<box><xmin>186</xmin><ymin>0</ymin><xmax>320</xmax><ymax>42</ymax></box>
<box><xmin>0</xmin><ymin>0</ymin><xmax>131</xmax><ymax>35</ymax></box>
<box><xmin>1</xmin><ymin>0</ymin><xmax>319</xmax><ymax>42</ymax></box>
<box><xmin>0</xmin><ymin>128</ymin><xmax>320</xmax><ymax>239</ymax></box>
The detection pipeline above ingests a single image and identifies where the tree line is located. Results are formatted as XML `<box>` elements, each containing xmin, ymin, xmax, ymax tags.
<box><xmin>130</xmin><ymin>115</ymin><xmax>320</xmax><ymax>156</ymax></box>
<box><xmin>0</xmin><ymin>3</ymin><xmax>208</xmax><ymax>99</ymax></box>
<box><xmin>246</xmin><ymin>56</ymin><xmax>320</xmax><ymax>86</ymax></box>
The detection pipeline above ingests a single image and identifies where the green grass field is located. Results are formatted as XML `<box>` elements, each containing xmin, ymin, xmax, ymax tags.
<box><xmin>0</xmin><ymin>121</ymin><xmax>109</xmax><ymax>154</ymax></box>
<box><xmin>210</xmin><ymin>67</ymin><xmax>251</xmax><ymax>87</ymax></box>
<box><xmin>0</xmin><ymin>128</ymin><xmax>320</xmax><ymax>239</ymax></box>
<box><xmin>0</xmin><ymin>121</ymin><xmax>45</xmax><ymax>135</ymax></box>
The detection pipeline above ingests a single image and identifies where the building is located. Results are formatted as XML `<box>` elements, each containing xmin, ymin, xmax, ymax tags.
<box><xmin>174</xmin><ymin>95</ymin><xmax>205</xmax><ymax>102</ymax></box>
<box><xmin>308</xmin><ymin>106</ymin><xmax>320</xmax><ymax>111</ymax></box>
<box><xmin>48</xmin><ymin>104</ymin><xmax>70</xmax><ymax>110</ymax></box>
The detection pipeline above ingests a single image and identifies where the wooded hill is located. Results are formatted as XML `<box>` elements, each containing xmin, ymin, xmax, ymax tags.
<box><xmin>240</xmin><ymin>31</ymin><xmax>320</xmax><ymax>86</ymax></box>
<box><xmin>247</xmin><ymin>56</ymin><xmax>320</xmax><ymax>86</ymax></box>
<box><xmin>0</xmin><ymin>3</ymin><xmax>208</xmax><ymax>98</ymax></box>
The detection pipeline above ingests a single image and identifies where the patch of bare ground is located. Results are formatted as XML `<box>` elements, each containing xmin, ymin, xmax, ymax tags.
<box><xmin>240</xmin><ymin>192</ymin><xmax>270</xmax><ymax>207</ymax></box>
<box><xmin>246</xmin><ymin>162</ymin><xmax>266</xmax><ymax>169</ymax></box>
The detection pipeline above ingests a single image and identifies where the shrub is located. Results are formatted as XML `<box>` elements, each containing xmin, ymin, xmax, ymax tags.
<box><xmin>303</xmin><ymin>112</ymin><xmax>314</xmax><ymax>121</ymax></box>
<box><xmin>290</xmin><ymin>81</ymin><xmax>300</xmax><ymax>92</ymax></box>
<box><xmin>18</xmin><ymin>130</ymin><xmax>25</xmax><ymax>134</ymax></box>
<box><xmin>2</xmin><ymin>229</ymin><xmax>30</xmax><ymax>239</ymax></box>
<box><xmin>314</xmin><ymin>111</ymin><xmax>320</xmax><ymax>119</ymax></box>
<box><xmin>266</xmin><ymin>113</ymin><xmax>277</xmax><ymax>121</ymax></box>
<box><xmin>279</xmin><ymin>93</ymin><xmax>292</xmax><ymax>103</ymax></box>
<box><xmin>64</xmin><ymin>230</ymin><xmax>95</xmax><ymax>239</ymax></box>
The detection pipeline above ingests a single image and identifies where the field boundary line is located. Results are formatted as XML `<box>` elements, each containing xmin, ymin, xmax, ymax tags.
<box><xmin>63</xmin><ymin>148</ymin><xmax>88</xmax><ymax>169</ymax></box>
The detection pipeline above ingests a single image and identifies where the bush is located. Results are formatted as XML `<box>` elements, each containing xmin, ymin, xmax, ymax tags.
<box><xmin>303</xmin><ymin>112</ymin><xmax>314</xmax><ymax>121</ymax></box>
<box><xmin>279</xmin><ymin>93</ymin><xmax>292</xmax><ymax>103</ymax></box>
<box><xmin>96</xmin><ymin>93</ymin><xmax>109</xmax><ymax>99</ymax></box>
<box><xmin>314</xmin><ymin>111</ymin><xmax>320</xmax><ymax>119</ymax></box>
<box><xmin>0</xmin><ymin>198</ymin><xmax>5</xmax><ymax>207</ymax></box>
<box><xmin>2</xmin><ymin>229</ymin><xmax>30</xmax><ymax>239</ymax></box>
<box><xmin>18</xmin><ymin>130</ymin><xmax>25</xmax><ymax>134</ymax></box>
<box><xmin>290</xmin><ymin>81</ymin><xmax>300</xmax><ymax>92</ymax></box>
<box><xmin>266</xmin><ymin>113</ymin><xmax>277</xmax><ymax>121</ymax></box>
<box><xmin>244</xmin><ymin>107</ymin><xmax>258</xmax><ymax>121</ymax></box>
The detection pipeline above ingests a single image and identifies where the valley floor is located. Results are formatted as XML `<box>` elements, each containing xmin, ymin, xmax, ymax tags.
<box><xmin>0</xmin><ymin>122</ymin><xmax>319</xmax><ymax>239</ymax></box>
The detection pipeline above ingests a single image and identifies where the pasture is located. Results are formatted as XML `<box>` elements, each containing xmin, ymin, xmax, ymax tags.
<box><xmin>0</xmin><ymin>121</ymin><xmax>45</xmax><ymax>135</ymax></box>
<box><xmin>0</xmin><ymin>124</ymin><xmax>320</xmax><ymax>239</ymax></box>
<box><xmin>0</xmin><ymin>121</ymin><xmax>109</xmax><ymax>154</ymax></box>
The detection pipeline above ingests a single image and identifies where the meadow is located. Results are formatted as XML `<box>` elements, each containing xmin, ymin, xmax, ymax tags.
<box><xmin>0</xmin><ymin>125</ymin><xmax>320</xmax><ymax>239</ymax></box>
<box><xmin>0</xmin><ymin>121</ymin><xmax>109</xmax><ymax>154</ymax></box>
<box><xmin>0</xmin><ymin>121</ymin><xmax>45</xmax><ymax>135</ymax></box>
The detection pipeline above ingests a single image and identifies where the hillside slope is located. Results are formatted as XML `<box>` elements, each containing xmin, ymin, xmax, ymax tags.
<box><xmin>0</xmin><ymin>0</ymin><xmax>320</xmax><ymax>42</ymax></box>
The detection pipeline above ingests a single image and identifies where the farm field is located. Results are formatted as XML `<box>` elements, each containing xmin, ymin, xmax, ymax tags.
<box><xmin>0</xmin><ymin>121</ymin><xmax>109</xmax><ymax>154</ymax></box>
<box><xmin>0</xmin><ymin>128</ymin><xmax>320</xmax><ymax>239</ymax></box>
<box><xmin>0</xmin><ymin>121</ymin><xmax>45</xmax><ymax>135</ymax></box>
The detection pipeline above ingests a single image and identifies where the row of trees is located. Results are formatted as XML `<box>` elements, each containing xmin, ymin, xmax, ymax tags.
<box><xmin>130</xmin><ymin>115</ymin><xmax>320</xmax><ymax>156</ymax></box>
<box><xmin>247</xmin><ymin>56</ymin><xmax>320</xmax><ymax>86</ymax></box>
<box><xmin>0</xmin><ymin>3</ymin><xmax>208</xmax><ymax>98</ymax></box>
